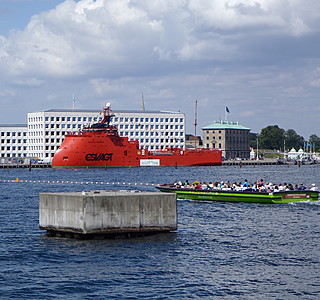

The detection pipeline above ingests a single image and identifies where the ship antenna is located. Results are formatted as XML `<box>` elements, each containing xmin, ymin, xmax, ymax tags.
<box><xmin>194</xmin><ymin>100</ymin><xmax>198</xmax><ymax>149</ymax></box>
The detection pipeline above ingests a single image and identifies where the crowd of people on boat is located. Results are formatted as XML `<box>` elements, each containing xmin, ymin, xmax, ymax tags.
<box><xmin>173</xmin><ymin>179</ymin><xmax>319</xmax><ymax>192</ymax></box>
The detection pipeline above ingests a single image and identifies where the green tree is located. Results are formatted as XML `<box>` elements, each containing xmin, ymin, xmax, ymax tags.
<box><xmin>309</xmin><ymin>134</ymin><xmax>320</xmax><ymax>145</ymax></box>
<box><xmin>285</xmin><ymin>129</ymin><xmax>304</xmax><ymax>150</ymax></box>
<box><xmin>258</xmin><ymin>125</ymin><xmax>285</xmax><ymax>149</ymax></box>
<box><xmin>308</xmin><ymin>134</ymin><xmax>320</xmax><ymax>151</ymax></box>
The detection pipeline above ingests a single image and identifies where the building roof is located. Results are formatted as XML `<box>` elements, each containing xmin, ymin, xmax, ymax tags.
<box><xmin>202</xmin><ymin>120</ymin><xmax>250</xmax><ymax>131</ymax></box>
<box><xmin>38</xmin><ymin>109</ymin><xmax>182</xmax><ymax>115</ymax></box>
<box><xmin>0</xmin><ymin>124</ymin><xmax>27</xmax><ymax>128</ymax></box>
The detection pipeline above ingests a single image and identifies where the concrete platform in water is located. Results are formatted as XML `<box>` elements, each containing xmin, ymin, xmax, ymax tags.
<box><xmin>39</xmin><ymin>190</ymin><xmax>177</xmax><ymax>239</ymax></box>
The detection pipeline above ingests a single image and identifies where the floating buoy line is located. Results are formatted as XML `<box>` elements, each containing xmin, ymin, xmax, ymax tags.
<box><xmin>0</xmin><ymin>178</ymin><xmax>158</xmax><ymax>187</ymax></box>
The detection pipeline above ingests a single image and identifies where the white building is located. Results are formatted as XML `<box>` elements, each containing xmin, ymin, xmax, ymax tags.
<box><xmin>27</xmin><ymin>108</ymin><xmax>185</xmax><ymax>161</ymax></box>
<box><xmin>0</xmin><ymin>124</ymin><xmax>28</xmax><ymax>161</ymax></box>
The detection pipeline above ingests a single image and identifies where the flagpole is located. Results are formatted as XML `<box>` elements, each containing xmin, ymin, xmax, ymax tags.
<box><xmin>72</xmin><ymin>93</ymin><xmax>75</xmax><ymax>110</ymax></box>
<box><xmin>194</xmin><ymin>100</ymin><xmax>198</xmax><ymax>149</ymax></box>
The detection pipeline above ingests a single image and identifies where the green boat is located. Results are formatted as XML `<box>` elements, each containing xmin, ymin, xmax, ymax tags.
<box><xmin>155</xmin><ymin>184</ymin><xmax>320</xmax><ymax>204</ymax></box>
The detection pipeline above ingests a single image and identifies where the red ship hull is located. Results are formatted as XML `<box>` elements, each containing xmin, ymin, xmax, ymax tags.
<box><xmin>52</xmin><ymin>131</ymin><xmax>222</xmax><ymax>168</ymax></box>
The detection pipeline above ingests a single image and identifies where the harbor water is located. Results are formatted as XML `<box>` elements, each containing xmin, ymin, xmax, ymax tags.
<box><xmin>1</xmin><ymin>165</ymin><xmax>320</xmax><ymax>299</ymax></box>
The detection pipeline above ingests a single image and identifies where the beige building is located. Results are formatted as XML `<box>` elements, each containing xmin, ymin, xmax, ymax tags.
<box><xmin>202</xmin><ymin>120</ymin><xmax>251</xmax><ymax>159</ymax></box>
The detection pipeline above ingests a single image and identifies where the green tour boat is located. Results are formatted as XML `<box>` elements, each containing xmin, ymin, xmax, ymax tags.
<box><xmin>155</xmin><ymin>184</ymin><xmax>320</xmax><ymax>204</ymax></box>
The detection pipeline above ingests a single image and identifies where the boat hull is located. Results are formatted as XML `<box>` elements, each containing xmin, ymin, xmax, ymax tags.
<box><xmin>52</xmin><ymin>132</ymin><xmax>222</xmax><ymax>168</ymax></box>
<box><xmin>156</xmin><ymin>185</ymin><xmax>319</xmax><ymax>204</ymax></box>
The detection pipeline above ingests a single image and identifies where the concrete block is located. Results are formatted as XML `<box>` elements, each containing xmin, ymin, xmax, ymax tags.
<box><xmin>39</xmin><ymin>190</ymin><xmax>177</xmax><ymax>238</ymax></box>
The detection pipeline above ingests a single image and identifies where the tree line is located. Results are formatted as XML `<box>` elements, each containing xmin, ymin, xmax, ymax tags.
<box><xmin>249</xmin><ymin>125</ymin><xmax>320</xmax><ymax>152</ymax></box>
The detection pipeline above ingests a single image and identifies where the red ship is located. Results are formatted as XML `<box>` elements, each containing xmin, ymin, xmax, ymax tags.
<box><xmin>51</xmin><ymin>105</ymin><xmax>222</xmax><ymax>168</ymax></box>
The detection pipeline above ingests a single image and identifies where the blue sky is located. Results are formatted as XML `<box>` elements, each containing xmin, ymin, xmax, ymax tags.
<box><xmin>0</xmin><ymin>1</ymin><xmax>64</xmax><ymax>34</ymax></box>
<box><xmin>0</xmin><ymin>0</ymin><xmax>320</xmax><ymax>140</ymax></box>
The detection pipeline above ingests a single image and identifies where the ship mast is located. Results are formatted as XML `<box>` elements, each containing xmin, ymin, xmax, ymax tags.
<box><xmin>99</xmin><ymin>102</ymin><xmax>113</xmax><ymax>127</ymax></box>
<box><xmin>194</xmin><ymin>100</ymin><xmax>198</xmax><ymax>149</ymax></box>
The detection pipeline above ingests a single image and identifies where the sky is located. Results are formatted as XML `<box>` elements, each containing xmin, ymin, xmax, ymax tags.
<box><xmin>0</xmin><ymin>0</ymin><xmax>320</xmax><ymax>138</ymax></box>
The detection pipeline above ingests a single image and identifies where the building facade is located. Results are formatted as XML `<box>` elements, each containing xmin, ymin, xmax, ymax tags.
<box><xmin>27</xmin><ymin>109</ymin><xmax>185</xmax><ymax>161</ymax></box>
<box><xmin>0</xmin><ymin>125</ymin><xmax>28</xmax><ymax>162</ymax></box>
<box><xmin>202</xmin><ymin>120</ymin><xmax>251</xmax><ymax>159</ymax></box>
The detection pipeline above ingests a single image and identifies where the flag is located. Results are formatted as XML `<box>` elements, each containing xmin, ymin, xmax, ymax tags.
<box><xmin>226</xmin><ymin>106</ymin><xmax>230</xmax><ymax>113</ymax></box>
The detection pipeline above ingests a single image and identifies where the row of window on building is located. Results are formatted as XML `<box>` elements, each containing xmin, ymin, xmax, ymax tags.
<box><xmin>28</xmin><ymin>116</ymin><xmax>184</xmax><ymax>124</ymax></box>
<box><xmin>1</xmin><ymin>132</ymin><xmax>27</xmax><ymax>137</ymax></box>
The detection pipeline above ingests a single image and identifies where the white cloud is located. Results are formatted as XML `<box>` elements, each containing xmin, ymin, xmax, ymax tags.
<box><xmin>1</xmin><ymin>0</ymin><xmax>319</xmax><ymax>78</ymax></box>
<box><xmin>0</xmin><ymin>0</ymin><xmax>320</xmax><ymax>136</ymax></box>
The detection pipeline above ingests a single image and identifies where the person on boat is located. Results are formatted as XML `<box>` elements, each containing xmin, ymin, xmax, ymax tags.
<box><xmin>287</xmin><ymin>183</ymin><xmax>294</xmax><ymax>190</ymax></box>
<box><xmin>195</xmin><ymin>182</ymin><xmax>202</xmax><ymax>189</ymax></box>
<box><xmin>222</xmin><ymin>182</ymin><xmax>232</xmax><ymax>191</ymax></box>
<box><xmin>258</xmin><ymin>179</ymin><xmax>264</xmax><ymax>187</ymax></box>
<box><xmin>243</xmin><ymin>179</ymin><xmax>249</xmax><ymax>188</ymax></box>
<box><xmin>298</xmin><ymin>183</ymin><xmax>306</xmax><ymax>190</ymax></box>
<box><xmin>201</xmin><ymin>182</ymin><xmax>209</xmax><ymax>190</ymax></box>
<box><xmin>310</xmin><ymin>183</ymin><xmax>318</xmax><ymax>191</ymax></box>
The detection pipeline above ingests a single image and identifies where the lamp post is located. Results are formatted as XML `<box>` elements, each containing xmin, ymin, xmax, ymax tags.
<box><xmin>256</xmin><ymin>138</ymin><xmax>259</xmax><ymax>161</ymax></box>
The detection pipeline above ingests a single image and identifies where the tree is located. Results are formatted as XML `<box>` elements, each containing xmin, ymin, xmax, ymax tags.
<box><xmin>308</xmin><ymin>134</ymin><xmax>320</xmax><ymax>152</ymax></box>
<box><xmin>285</xmin><ymin>129</ymin><xmax>304</xmax><ymax>150</ymax></box>
<box><xmin>249</xmin><ymin>132</ymin><xmax>258</xmax><ymax>148</ymax></box>
<box><xmin>258</xmin><ymin>125</ymin><xmax>285</xmax><ymax>150</ymax></box>
<box><xmin>309</xmin><ymin>134</ymin><xmax>320</xmax><ymax>146</ymax></box>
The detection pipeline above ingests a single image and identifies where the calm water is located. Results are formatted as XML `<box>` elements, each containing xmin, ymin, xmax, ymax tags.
<box><xmin>1</xmin><ymin>165</ymin><xmax>320</xmax><ymax>299</ymax></box>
